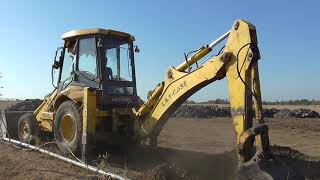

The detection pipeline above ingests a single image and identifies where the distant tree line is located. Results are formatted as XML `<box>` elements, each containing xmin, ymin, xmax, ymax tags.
<box><xmin>185</xmin><ymin>98</ymin><xmax>320</xmax><ymax>105</ymax></box>
<box><xmin>262</xmin><ymin>99</ymin><xmax>320</xmax><ymax>105</ymax></box>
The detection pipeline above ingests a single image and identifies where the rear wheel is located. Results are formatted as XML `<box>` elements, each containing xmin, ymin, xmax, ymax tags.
<box><xmin>18</xmin><ymin>113</ymin><xmax>39</xmax><ymax>144</ymax></box>
<box><xmin>54</xmin><ymin>101</ymin><xmax>82</xmax><ymax>154</ymax></box>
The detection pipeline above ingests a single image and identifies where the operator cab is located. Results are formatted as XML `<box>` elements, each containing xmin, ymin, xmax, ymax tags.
<box><xmin>53</xmin><ymin>28</ymin><xmax>138</xmax><ymax>109</ymax></box>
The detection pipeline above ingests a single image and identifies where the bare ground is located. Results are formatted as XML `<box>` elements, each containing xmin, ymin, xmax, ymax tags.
<box><xmin>0</xmin><ymin>144</ymin><xmax>104</xmax><ymax>180</ymax></box>
<box><xmin>0</xmin><ymin>117</ymin><xmax>320</xmax><ymax>179</ymax></box>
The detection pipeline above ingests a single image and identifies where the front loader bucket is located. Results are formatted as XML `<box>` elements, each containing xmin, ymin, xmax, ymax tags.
<box><xmin>0</xmin><ymin>110</ymin><xmax>33</xmax><ymax>140</ymax></box>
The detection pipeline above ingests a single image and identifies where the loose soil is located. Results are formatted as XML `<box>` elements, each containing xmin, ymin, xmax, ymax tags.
<box><xmin>0</xmin><ymin>117</ymin><xmax>320</xmax><ymax>179</ymax></box>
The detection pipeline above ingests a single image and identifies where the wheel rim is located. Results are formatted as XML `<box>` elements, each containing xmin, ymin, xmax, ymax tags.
<box><xmin>60</xmin><ymin>113</ymin><xmax>76</xmax><ymax>143</ymax></box>
<box><xmin>19</xmin><ymin>121</ymin><xmax>30</xmax><ymax>140</ymax></box>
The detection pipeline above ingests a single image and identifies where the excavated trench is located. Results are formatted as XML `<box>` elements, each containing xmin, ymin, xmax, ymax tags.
<box><xmin>136</xmin><ymin>145</ymin><xmax>320</xmax><ymax>180</ymax></box>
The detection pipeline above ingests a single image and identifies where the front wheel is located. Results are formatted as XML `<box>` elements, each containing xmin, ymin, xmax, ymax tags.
<box><xmin>18</xmin><ymin>113</ymin><xmax>39</xmax><ymax>144</ymax></box>
<box><xmin>54</xmin><ymin>101</ymin><xmax>82</xmax><ymax>154</ymax></box>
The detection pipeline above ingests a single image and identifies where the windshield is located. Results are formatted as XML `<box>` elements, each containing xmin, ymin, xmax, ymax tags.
<box><xmin>104</xmin><ymin>38</ymin><xmax>133</xmax><ymax>82</ymax></box>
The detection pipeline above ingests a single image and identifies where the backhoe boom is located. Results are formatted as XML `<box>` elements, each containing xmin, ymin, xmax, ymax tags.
<box><xmin>134</xmin><ymin>19</ymin><xmax>270</xmax><ymax>164</ymax></box>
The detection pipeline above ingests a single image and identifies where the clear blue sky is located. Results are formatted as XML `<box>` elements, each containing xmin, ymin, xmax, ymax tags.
<box><xmin>0</xmin><ymin>0</ymin><xmax>319</xmax><ymax>101</ymax></box>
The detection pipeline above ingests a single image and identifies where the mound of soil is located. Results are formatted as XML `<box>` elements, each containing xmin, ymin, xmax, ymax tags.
<box><xmin>172</xmin><ymin>105</ymin><xmax>230</xmax><ymax>118</ymax></box>
<box><xmin>262</xmin><ymin>108</ymin><xmax>280</xmax><ymax>118</ymax></box>
<box><xmin>273</xmin><ymin>108</ymin><xmax>320</xmax><ymax>118</ymax></box>
<box><xmin>291</xmin><ymin>108</ymin><xmax>320</xmax><ymax>118</ymax></box>
<box><xmin>271</xmin><ymin>145</ymin><xmax>320</xmax><ymax>179</ymax></box>
<box><xmin>138</xmin><ymin>164</ymin><xmax>188</xmax><ymax>180</ymax></box>
<box><xmin>5</xmin><ymin>99</ymin><xmax>43</xmax><ymax>111</ymax></box>
<box><xmin>171</xmin><ymin>105</ymin><xmax>320</xmax><ymax>119</ymax></box>
<box><xmin>273</xmin><ymin>108</ymin><xmax>294</xmax><ymax>118</ymax></box>
<box><xmin>136</xmin><ymin>146</ymin><xmax>320</xmax><ymax>180</ymax></box>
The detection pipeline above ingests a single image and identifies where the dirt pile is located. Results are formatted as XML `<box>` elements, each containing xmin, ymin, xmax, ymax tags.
<box><xmin>172</xmin><ymin>105</ymin><xmax>230</xmax><ymax>118</ymax></box>
<box><xmin>138</xmin><ymin>164</ymin><xmax>192</xmax><ymax>180</ymax></box>
<box><xmin>273</xmin><ymin>109</ymin><xmax>294</xmax><ymax>118</ymax></box>
<box><xmin>271</xmin><ymin>145</ymin><xmax>320</xmax><ymax>179</ymax></box>
<box><xmin>137</xmin><ymin>146</ymin><xmax>320</xmax><ymax>180</ymax></box>
<box><xmin>172</xmin><ymin>105</ymin><xmax>320</xmax><ymax>119</ymax></box>
<box><xmin>5</xmin><ymin>99</ymin><xmax>43</xmax><ymax>111</ymax></box>
<box><xmin>291</xmin><ymin>108</ymin><xmax>320</xmax><ymax>118</ymax></box>
<box><xmin>262</xmin><ymin>108</ymin><xmax>280</xmax><ymax>117</ymax></box>
<box><xmin>128</xmin><ymin>146</ymin><xmax>237</xmax><ymax>180</ymax></box>
<box><xmin>273</xmin><ymin>108</ymin><xmax>320</xmax><ymax>118</ymax></box>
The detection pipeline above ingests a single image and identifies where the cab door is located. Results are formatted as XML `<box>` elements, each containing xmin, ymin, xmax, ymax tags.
<box><xmin>75</xmin><ymin>37</ymin><xmax>100</xmax><ymax>89</ymax></box>
<box><xmin>57</xmin><ymin>46</ymin><xmax>75</xmax><ymax>91</ymax></box>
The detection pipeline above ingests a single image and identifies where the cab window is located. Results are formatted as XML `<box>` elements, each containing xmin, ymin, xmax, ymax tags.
<box><xmin>61</xmin><ymin>49</ymin><xmax>75</xmax><ymax>82</ymax></box>
<box><xmin>78</xmin><ymin>37</ymin><xmax>97</xmax><ymax>76</ymax></box>
<box><xmin>104</xmin><ymin>38</ymin><xmax>133</xmax><ymax>81</ymax></box>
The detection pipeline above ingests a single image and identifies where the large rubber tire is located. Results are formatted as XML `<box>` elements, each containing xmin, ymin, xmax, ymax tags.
<box><xmin>18</xmin><ymin>113</ymin><xmax>39</xmax><ymax>144</ymax></box>
<box><xmin>54</xmin><ymin>101</ymin><xmax>82</xmax><ymax>154</ymax></box>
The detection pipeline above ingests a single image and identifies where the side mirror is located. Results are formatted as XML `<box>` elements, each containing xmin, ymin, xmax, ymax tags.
<box><xmin>52</xmin><ymin>60</ymin><xmax>61</xmax><ymax>69</ymax></box>
<box><xmin>52</xmin><ymin>47</ymin><xmax>64</xmax><ymax>69</ymax></box>
<box><xmin>134</xmin><ymin>46</ymin><xmax>140</xmax><ymax>53</ymax></box>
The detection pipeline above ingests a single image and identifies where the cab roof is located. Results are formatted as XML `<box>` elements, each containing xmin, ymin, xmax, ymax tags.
<box><xmin>61</xmin><ymin>28</ymin><xmax>135</xmax><ymax>41</ymax></box>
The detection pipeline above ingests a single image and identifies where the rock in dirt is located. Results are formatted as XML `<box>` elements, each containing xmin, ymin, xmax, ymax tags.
<box><xmin>5</xmin><ymin>99</ymin><xmax>43</xmax><ymax>111</ymax></box>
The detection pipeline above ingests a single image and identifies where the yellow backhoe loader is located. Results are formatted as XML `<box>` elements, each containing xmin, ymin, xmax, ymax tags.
<box><xmin>2</xmin><ymin>20</ymin><xmax>300</xmax><ymax>179</ymax></box>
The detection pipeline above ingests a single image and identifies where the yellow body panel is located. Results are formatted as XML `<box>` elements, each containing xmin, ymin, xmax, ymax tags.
<box><xmin>34</xmin><ymin>86</ymin><xmax>84</xmax><ymax>131</ymax></box>
<box><xmin>224</xmin><ymin>21</ymin><xmax>254</xmax><ymax>140</ymax></box>
<box><xmin>139</xmin><ymin>55</ymin><xmax>226</xmax><ymax>137</ymax></box>
<box><xmin>34</xmin><ymin>90</ymin><xmax>58</xmax><ymax>131</ymax></box>
<box><xmin>82</xmin><ymin>88</ymin><xmax>97</xmax><ymax>137</ymax></box>
<box><xmin>34</xmin><ymin>86</ymin><xmax>133</xmax><ymax>146</ymax></box>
